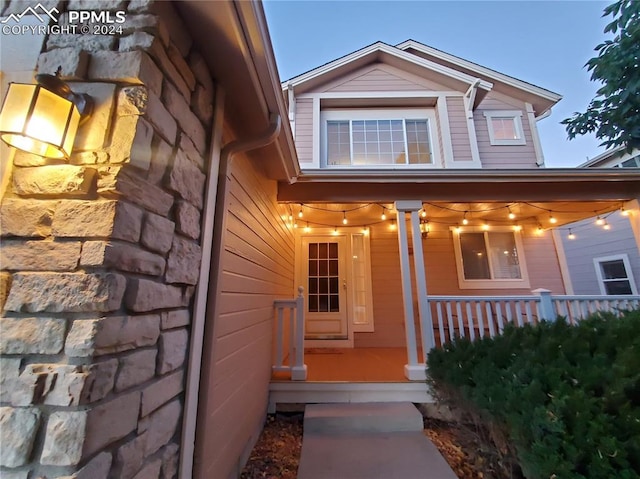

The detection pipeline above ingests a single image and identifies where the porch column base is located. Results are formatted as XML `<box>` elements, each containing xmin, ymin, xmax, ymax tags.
<box><xmin>404</xmin><ymin>364</ymin><xmax>427</xmax><ymax>381</ymax></box>
<box><xmin>291</xmin><ymin>365</ymin><xmax>308</xmax><ymax>381</ymax></box>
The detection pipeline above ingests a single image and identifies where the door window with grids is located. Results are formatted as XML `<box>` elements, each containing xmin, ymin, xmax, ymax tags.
<box><xmin>307</xmin><ymin>242</ymin><xmax>340</xmax><ymax>312</ymax></box>
<box><xmin>321</xmin><ymin>109</ymin><xmax>439</xmax><ymax>167</ymax></box>
<box><xmin>594</xmin><ymin>255</ymin><xmax>638</xmax><ymax>295</ymax></box>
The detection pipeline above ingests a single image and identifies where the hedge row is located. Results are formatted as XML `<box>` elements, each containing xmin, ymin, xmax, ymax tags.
<box><xmin>427</xmin><ymin>310</ymin><xmax>640</xmax><ymax>479</ymax></box>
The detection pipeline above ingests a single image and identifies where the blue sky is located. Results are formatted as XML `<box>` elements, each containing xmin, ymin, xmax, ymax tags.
<box><xmin>263</xmin><ymin>1</ymin><xmax>612</xmax><ymax>167</ymax></box>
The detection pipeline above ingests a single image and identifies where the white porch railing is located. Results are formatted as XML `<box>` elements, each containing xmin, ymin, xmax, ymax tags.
<box><xmin>428</xmin><ymin>290</ymin><xmax>640</xmax><ymax>347</ymax></box>
<box><xmin>272</xmin><ymin>286</ymin><xmax>307</xmax><ymax>381</ymax></box>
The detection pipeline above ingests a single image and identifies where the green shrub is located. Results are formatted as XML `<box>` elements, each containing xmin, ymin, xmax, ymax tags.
<box><xmin>427</xmin><ymin>309</ymin><xmax>640</xmax><ymax>479</ymax></box>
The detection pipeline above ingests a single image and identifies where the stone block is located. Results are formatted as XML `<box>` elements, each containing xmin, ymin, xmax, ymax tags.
<box><xmin>47</xmin><ymin>33</ymin><xmax>116</xmax><ymax>52</ymax></box>
<box><xmin>80</xmin><ymin>241</ymin><xmax>166</xmax><ymax>276</ymax></box>
<box><xmin>65</xmin><ymin>319</ymin><xmax>101</xmax><ymax>357</ymax></box>
<box><xmin>161</xmin><ymin>309</ymin><xmax>189</xmax><ymax>330</ymax></box>
<box><xmin>130</xmin><ymin>117</ymin><xmax>154</xmax><ymax>171</ymax></box>
<box><xmin>69</xmin><ymin>151</ymin><xmax>109</xmax><ymax>165</ymax></box>
<box><xmin>0</xmin><ymin>198</ymin><xmax>57</xmax><ymax>237</ymax></box>
<box><xmin>175</xmin><ymin>200</ymin><xmax>201</xmax><ymax>240</ymax></box>
<box><xmin>0</xmin><ymin>407</ymin><xmax>41</xmax><ymax>467</ymax></box>
<box><xmin>68</xmin><ymin>0</ymin><xmax>126</xmax><ymax>9</ymax></box>
<box><xmin>147</xmin><ymin>135</ymin><xmax>173</xmax><ymax>184</ymax></box>
<box><xmin>161</xmin><ymin>443</ymin><xmax>179</xmax><ymax>479</ymax></box>
<box><xmin>120</xmin><ymin>32</ymin><xmax>190</xmax><ymax>100</ymax></box>
<box><xmin>0</xmin><ymin>470</ymin><xmax>29</xmax><ymax>479</ymax></box>
<box><xmin>126</xmin><ymin>279</ymin><xmax>187</xmax><ymax>312</ymax></box>
<box><xmin>37</xmin><ymin>47</ymin><xmax>88</xmax><ymax>79</ymax></box>
<box><xmin>0</xmin><ymin>240</ymin><xmax>81</xmax><ymax>271</ymax></box>
<box><xmin>72</xmin><ymin>82</ymin><xmax>118</xmax><ymax>151</ymax></box>
<box><xmin>146</xmin><ymin>92</ymin><xmax>177</xmax><ymax>145</ymax></box>
<box><xmin>0</xmin><ymin>358</ymin><xmax>21</xmax><ymax>405</ymax></box>
<box><xmin>116</xmin><ymin>433</ymin><xmax>147</xmax><ymax>479</ymax></box>
<box><xmin>21</xmin><ymin>364</ymin><xmax>89</xmax><ymax>406</ymax></box>
<box><xmin>97</xmin><ymin>167</ymin><xmax>174</xmax><ymax>217</ymax></box>
<box><xmin>141</xmin><ymin>369</ymin><xmax>183</xmax><ymax>417</ymax></box>
<box><xmin>191</xmin><ymin>83</ymin><xmax>213</xmax><ymax>126</ymax></box>
<box><xmin>133</xmin><ymin>458</ymin><xmax>162</xmax><ymax>479</ymax></box>
<box><xmin>165</xmin><ymin>236</ymin><xmax>201</xmax><ymax>285</ymax></box>
<box><xmin>75</xmin><ymin>451</ymin><xmax>112</xmax><ymax>479</ymax></box>
<box><xmin>119</xmin><ymin>85</ymin><xmax>149</xmax><ymax>116</ymax></box>
<box><xmin>157</xmin><ymin>329</ymin><xmax>188</xmax><ymax>375</ymax></box>
<box><xmin>138</xmin><ymin>399</ymin><xmax>181</xmax><ymax>456</ymax></box>
<box><xmin>167</xmin><ymin>42</ymin><xmax>195</xmax><ymax>91</ymax></box>
<box><xmin>84</xmin><ymin>392</ymin><xmax>141</xmax><ymax>457</ymax></box>
<box><xmin>121</xmin><ymin>13</ymin><xmax>170</xmax><ymax>46</ymax></box>
<box><xmin>12</xmin><ymin>165</ymin><xmax>96</xmax><ymax>197</ymax></box>
<box><xmin>82</xmin><ymin>359</ymin><xmax>118</xmax><ymax>403</ymax></box>
<box><xmin>189</xmin><ymin>51</ymin><xmax>214</xmax><ymax>94</ymax></box>
<box><xmin>52</xmin><ymin>200</ymin><xmax>143</xmax><ymax>242</ymax></box>
<box><xmin>162</xmin><ymin>81</ymin><xmax>205</xmax><ymax>153</ymax></box>
<box><xmin>155</xmin><ymin>2</ymin><xmax>192</xmax><ymax>56</ymax></box>
<box><xmin>108</xmin><ymin>115</ymin><xmax>138</xmax><ymax>164</ymax></box>
<box><xmin>4</xmin><ymin>272</ymin><xmax>126</xmax><ymax>313</ymax></box>
<box><xmin>12</xmin><ymin>149</ymin><xmax>63</xmax><ymax>167</ymax></box>
<box><xmin>89</xmin><ymin>51</ymin><xmax>162</xmax><ymax>97</ymax></box>
<box><xmin>93</xmin><ymin>315</ymin><xmax>160</xmax><ymax>355</ymax></box>
<box><xmin>0</xmin><ymin>272</ymin><xmax>12</xmax><ymax>310</ymax></box>
<box><xmin>115</xmin><ymin>349</ymin><xmax>157</xmax><ymax>392</ymax></box>
<box><xmin>0</xmin><ymin>318</ymin><xmax>65</xmax><ymax>354</ymax></box>
<box><xmin>167</xmin><ymin>151</ymin><xmax>206</xmax><ymax>210</ymax></box>
<box><xmin>41</xmin><ymin>411</ymin><xmax>87</xmax><ymax>466</ymax></box>
<box><xmin>178</xmin><ymin>133</ymin><xmax>205</xmax><ymax>171</ymax></box>
<box><xmin>141</xmin><ymin>213</ymin><xmax>175</xmax><ymax>255</ymax></box>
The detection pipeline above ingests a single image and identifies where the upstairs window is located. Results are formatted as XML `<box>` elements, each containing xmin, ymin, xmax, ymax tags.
<box><xmin>483</xmin><ymin>110</ymin><xmax>526</xmax><ymax>146</ymax></box>
<box><xmin>594</xmin><ymin>255</ymin><xmax>637</xmax><ymax>295</ymax></box>
<box><xmin>321</xmin><ymin>109</ymin><xmax>439</xmax><ymax>167</ymax></box>
<box><xmin>614</xmin><ymin>155</ymin><xmax>640</xmax><ymax>168</ymax></box>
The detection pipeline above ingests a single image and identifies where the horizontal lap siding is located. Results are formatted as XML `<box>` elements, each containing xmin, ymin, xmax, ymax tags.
<box><xmin>475</xmin><ymin>93</ymin><xmax>538</xmax><ymax>168</ymax></box>
<box><xmin>446</xmin><ymin>96</ymin><xmax>473</xmax><ymax>162</ymax></box>
<box><xmin>295</xmin><ymin>98</ymin><xmax>313</xmax><ymax>164</ymax></box>
<box><xmin>324</xmin><ymin>65</ymin><xmax>448</xmax><ymax>92</ymax></box>
<box><xmin>198</xmin><ymin>153</ymin><xmax>294</xmax><ymax>479</ymax></box>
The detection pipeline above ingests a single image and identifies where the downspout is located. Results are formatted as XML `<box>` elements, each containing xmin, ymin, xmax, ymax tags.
<box><xmin>184</xmin><ymin>112</ymin><xmax>281</xmax><ymax>478</ymax></box>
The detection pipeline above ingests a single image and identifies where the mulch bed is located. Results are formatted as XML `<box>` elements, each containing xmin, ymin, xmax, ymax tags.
<box><xmin>241</xmin><ymin>412</ymin><xmax>520</xmax><ymax>479</ymax></box>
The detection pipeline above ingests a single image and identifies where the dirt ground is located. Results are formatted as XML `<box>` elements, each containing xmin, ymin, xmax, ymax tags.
<box><xmin>240</xmin><ymin>412</ymin><xmax>521</xmax><ymax>479</ymax></box>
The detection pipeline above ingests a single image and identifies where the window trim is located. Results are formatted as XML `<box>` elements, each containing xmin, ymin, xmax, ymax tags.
<box><xmin>320</xmin><ymin>108</ymin><xmax>441</xmax><ymax>168</ymax></box>
<box><xmin>593</xmin><ymin>254</ymin><xmax>638</xmax><ymax>295</ymax></box>
<box><xmin>483</xmin><ymin>110</ymin><xmax>526</xmax><ymax>146</ymax></box>
<box><xmin>451</xmin><ymin>226</ymin><xmax>531</xmax><ymax>289</ymax></box>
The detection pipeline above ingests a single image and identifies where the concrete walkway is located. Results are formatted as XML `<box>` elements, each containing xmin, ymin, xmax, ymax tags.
<box><xmin>297</xmin><ymin>402</ymin><xmax>458</xmax><ymax>479</ymax></box>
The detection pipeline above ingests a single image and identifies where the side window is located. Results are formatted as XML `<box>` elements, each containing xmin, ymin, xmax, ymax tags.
<box><xmin>483</xmin><ymin>110</ymin><xmax>526</xmax><ymax>146</ymax></box>
<box><xmin>593</xmin><ymin>255</ymin><xmax>638</xmax><ymax>295</ymax></box>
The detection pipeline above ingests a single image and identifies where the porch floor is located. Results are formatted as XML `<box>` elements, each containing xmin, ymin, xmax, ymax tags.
<box><xmin>273</xmin><ymin>347</ymin><xmax>421</xmax><ymax>382</ymax></box>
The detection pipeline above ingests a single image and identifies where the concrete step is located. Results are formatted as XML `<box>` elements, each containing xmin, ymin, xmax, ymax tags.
<box><xmin>304</xmin><ymin>402</ymin><xmax>424</xmax><ymax>434</ymax></box>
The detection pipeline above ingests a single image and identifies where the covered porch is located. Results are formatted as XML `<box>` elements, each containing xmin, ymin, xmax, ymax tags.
<box><xmin>270</xmin><ymin>169</ymin><xmax>640</xmax><ymax>393</ymax></box>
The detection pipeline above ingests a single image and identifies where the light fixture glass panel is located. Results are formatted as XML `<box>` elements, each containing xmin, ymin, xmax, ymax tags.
<box><xmin>0</xmin><ymin>83</ymin><xmax>34</xmax><ymax>133</ymax></box>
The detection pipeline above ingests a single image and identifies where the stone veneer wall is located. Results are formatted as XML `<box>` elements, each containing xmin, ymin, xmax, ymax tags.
<box><xmin>0</xmin><ymin>1</ymin><xmax>214</xmax><ymax>478</ymax></box>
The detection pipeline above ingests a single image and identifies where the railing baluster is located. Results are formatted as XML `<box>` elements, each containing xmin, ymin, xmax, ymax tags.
<box><xmin>275</xmin><ymin>307</ymin><xmax>284</xmax><ymax>369</ymax></box>
<box><xmin>456</xmin><ymin>302</ymin><xmax>465</xmax><ymax>338</ymax></box>
<box><xmin>486</xmin><ymin>301</ymin><xmax>496</xmax><ymax>338</ymax></box>
<box><xmin>495</xmin><ymin>301</ymin><xmax>505</xmax><ymax>334</ymax></box>
<box><xmin>446</xmin><ymin>302</ymin><xmax>455</xmax><ymax>342</ymax></box>
<box><xmin>525</xmin><ymin>301</ymin><xmax>534</xmax><ymax>325</ymax></box>
<box><xmin>515</xmin><ymin>301</ymin><xmax>524</xmax><ymax>327</ymax></box>
<box><xmin>465</xmin><ymin>302</ymin><xmax>475</xmax><ymax>341</ymax></box>
<box><xmin>436</xmin><ymin>302</ymin><xmax>445</xmax><ymax>347</ymax></box>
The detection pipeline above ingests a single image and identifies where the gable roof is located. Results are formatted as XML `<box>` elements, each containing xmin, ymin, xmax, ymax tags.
<box><xmin>397</xmin><ymin>39</ymin><xmax>562</xmax><ymax>116</ymax></box>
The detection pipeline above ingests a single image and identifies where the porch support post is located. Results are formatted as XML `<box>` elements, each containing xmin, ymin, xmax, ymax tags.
<box><xmin>624</xmin><ymin>199</ymin><xmax>640</xmax><ymax>254</ymax></box>
<box><xmin>395</xmin><ymin>201</ymin><xmax>426</xmax><ymax>381</ymax></box>
<box><xmin>408</xmin><ymin>209</ymin><xmax>436</xmax><ymax>359</ymax></box>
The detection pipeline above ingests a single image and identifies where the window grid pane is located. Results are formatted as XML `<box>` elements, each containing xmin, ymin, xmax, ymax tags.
<box><xmin>491</xmin><ymin>117</ymin><xmax>518</xmax><ymax>140</ymax></box>
<box><xmin>600</xmin><ymin>259</ymin><xmax>633</xmax><ymax>295</ymax></box>
<box><xmin>308</xmin><ymin>242</ymin><xmax>340</xmax><ymax>313</ymax></box>
<box><xmin>327</xmin><ymin>121</ymin><xmax>351</xmax><ymax>165</ymax></box>
<box><xmin>405</xmin><ymin>119</ymin><xmax>432</xmax><ymax>164</ymax></box>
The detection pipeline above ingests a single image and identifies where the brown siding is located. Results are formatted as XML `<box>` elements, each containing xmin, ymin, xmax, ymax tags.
<box><xmin>475</xmin><ymin>92</ymin><xmax>538</xmax><ymax>168</ymax></box>
<box><xmin>197</xmin><ymin>152</ymin><xmax>295</xmax><ymax>479</ymax></box>
<box><xmin>356</xmin><ymin>222</ymin><xmax>565</xmax><ymax>348</ymax></box>
<box><xmin>295</xmin><ymin>98</ymin><xmax>313</xmax><ymax>164</ymax></box>
<box><xmin>322</xmin><ymin>64</ymin><xmax>450</xmax><ymax>93</ymax></box>
<box><xmin>446</xmin><ymin>96</ymin><xmax>473</xmax><ymax>162</ymax></box>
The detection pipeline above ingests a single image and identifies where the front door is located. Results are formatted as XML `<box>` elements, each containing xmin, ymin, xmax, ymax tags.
<box><xmin>302</xmin><ymin>236</ymin><xmax>348</xmax><ymax>339</ymax></box>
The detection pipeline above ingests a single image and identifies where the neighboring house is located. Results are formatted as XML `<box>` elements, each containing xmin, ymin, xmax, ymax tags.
<box><xmin>0</xmin><ymin>3</ymin><xmax>639</xmax><ymax>479</ymax></box>
<box><xmin>559</xmin><ymin>147</ymin><xmax>640</xmax><ymax>295</ymax></box>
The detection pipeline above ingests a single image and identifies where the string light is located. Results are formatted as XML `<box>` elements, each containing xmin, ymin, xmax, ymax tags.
<box><xmin>462</xmin><ymin>212</ymin><xmax>469</xmax><ymax>225</ymax></box>
<box><xmin>362</xmin><ymin>226</ymin><xmax>369</xmax><ymax>236</ymax></box>
<box><xmin>513</xmin><ymin>224</ymin><xmax>522</xmax><ymax>232</ymax></box>
<box><xmin>454</xmin><ymin>225</ymin><xmax>462</xmax><ymax>233</ymax></box>
<box><xmin>389</xmin><ymin>219</ymin><xmax>396</xmax><ymax>231</ymax></box>
<box><xmin>508</xmin><ymin>207</ymin><xmax>516</xmax><ymax>220</ymax></box>
<box><xmin>549</xmin><ymin>215</ymin><xmax>557</xmax><ymax>224</ymax></box>
<box><xmin>332</xmin><ymin>227</ymin><xmax>338</xmax><ymax>235</ymax></box>
<box><xmin>293</xmin><ymin>221</ymin><xmax>298</xmax><ymax>229</ymax></box>
<box><xmin>421</xmin><ymin>208</ymin><xmax>427</xmax><ymax>218</ymax></box>
<box><xmin>298</xmin><ymin>205</ymin><xmax>304</xmax><ymax>218</ymax></box>
<box><xmin>536</xmin><ymin>224</ymin><xmax>544</xmax><ymax>235</ymax></box>
<box><xmin>380</xmin><ymin>205</ymin><xmax>387</xmax><ymax>221</ymax></box>
<box><xmin>603</xmin><ymin>221</ymin><xmax>611</xmax><ymax>230</ymax></box>
<box><xmin>304</xmin><ymin>222</ymin><xmax>311</xmax><ymax>233</ymax></box>
<box><xmin>482</xmin><ymin>222</ymin><xmax>490</xmax><ymax>231</ymax></box>
<box><xmin>567</xmin><ymin>229</ymin><xmax>575</xmax><ymax>240</ymax></box>
<box><xmin>621</xmin><ymin>207</ymin><xmax>629</xmax><ymax>216</ymax></box>
<box><xmin>595</xmin><ymin>216</ymin><xmax>605</xmax><ymax>226</ymax></box>
<box><xmin>342</xmin><ymin>211</ymin><xmax>348</xmax><ymax>225</ymax></box>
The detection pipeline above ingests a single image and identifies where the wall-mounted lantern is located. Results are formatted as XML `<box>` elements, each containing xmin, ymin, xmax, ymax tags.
<box><xmin>0</xmin><ymin>72</ymin><xmax>92</xmax><ymax>159</ymax></box>
<box><xmin>419</xmin><ymin>218</ymin><xmax>430</xmax><ymax>239</ymax></box>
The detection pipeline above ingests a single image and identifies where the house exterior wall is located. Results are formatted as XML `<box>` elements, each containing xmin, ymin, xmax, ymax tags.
<box><xmin>475</xmin><ymin>91</ymin><xmax>538</xmax><ymax>168</ymax></box>
<box><xmin>294</xmin><ymin>97</ymin><xmax>313</xmax><ymax>165</ymax></box>
<box><xmin>354</xmin><ymin>222</ymin><xmax>566</xmax><ymax>348</ymax></box>
<box><xmin>195</xmin><ymin>150</ymin><xmax>295</xmax><ymax>479</ymax></box>
<box><xmin>561</xmin><ymin>214</ymin><xmax>640</xmax><ymax>295</ymax></box>
<box><xmin>0</xmin><ymin>2</ymin><xmax>214</xmax><ymax>478</ymax></box>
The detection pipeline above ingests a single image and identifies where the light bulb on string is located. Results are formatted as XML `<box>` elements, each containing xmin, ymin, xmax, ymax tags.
<box><xmin>462</xmin><ymin>212</ymin><xmax>469</xmax><ymax>225</ymax></box>
<box><xmin>508</xmin><ymin>207</ymin><xmax>516</xmax><ymax>220</ymax></box>
<box><xmin>568</xmin><ymin>229</ymin><xmax>575</xmax><ymax>240</ymax></box>
<box><xmin>389</xmin><ymin>219</ymin><xmax>396</xmax><ymax>231</ymax></box>
<box><xmin>454</xmin><ymin>224</ymin><xmax>462</xmax><ymax>234</ymax></box>
<box><xmin>595</xmin><ymin>216</ymin><xmax>605</xmax><ymax>226</ymax></box>
<box><xmin>420</xmin><ymin>208</ymin><xmax>427</xmax><ymax>218</ymax></box>
<box><xmin>603</xmin><ymin>221</ymin><xmax>611</xmax><ymax>230</ymax></box>
<box><xmin>342</xmin><ymin>211</ymin><xmax>348</xmax><ymax>225</ymax></box>
<box><xmin>513</xmin><ymin>224</ymin><xmax>522</xmax><ymax>232</ymax></box>
<box><xmin>380</xmin><ymin>205</ymin><xmax>387</xmax><ymax>221</ymax></box>
<box><xmin>298</xmin><ymin>205</ymin><xmax>303</xmax><ymax>218</ymax></box>
<box><xmin>549</xmin><ymin>215</ymin><xmax>557</xmax><ymax>224</ymax></box>
<box><xmin>482</xmin><ymin>222</ymin><xmax>490</xmax><ymax>231</ymax></box>
<box><xmin>621</xmin><ymin>207</ymin><xmax>629</xmax><ymax>216</ymax></box>
<box><xmin>304</xmin><ymin>222</ymin><xmax>311</xmax><ymax>233</ymax></box>
<box><xmin>536</xmin><ymin>224</ymin><xmax>544</xmax><ymax>235</ymax></box>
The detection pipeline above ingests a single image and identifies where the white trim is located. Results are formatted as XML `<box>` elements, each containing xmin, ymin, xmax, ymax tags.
<box><xmin>436</xmin><ymin>98</ymin><xmax>454</xmax><ymax>168</ymax></box>
<box><xmin>463</xmin><ymin>94</ymin><xmax>482</xmax><ymax>166</ymax></box>
<box><xmin>551</xmin><ymin>229</ymin><xmax>574</xmax><ymax>294</ymax></box>
<box><xmin>350</xmin><ymin>232</ymin><xmax>375</xmax><ymax>333</ymax></box>
<box><xmin>395</xmin><ymin>40</ymin><xmax>561</xmax><ymax>103</ymax></box>
<box><xmin>451</xmin><ymin>226</ymin><xmax>531</xmax><ymax>289</ymax></box>
<box><xmin>311</xmin><ymin>97</ymin><xmax>320</xmax><ymax>168</ymax></box>
<box><xmin>320</xmin><ymin>108</ymin><xmax>442</xmax><ymax>168</ymax></box>
<box><xmin>593</xmin><ymin>254</ymin><xmax>638</xmax><ymax>295</ymax></box>
<box><xmin>483</xmin><ymin>110</ymin><xmax>526</xmax><ymax>146</ymax></box>
<box><xmin>284</xmin><ymin>41</ymin><xmax>493</xmax><ymax>92</ymax></box>
<box><xmin>297</xmin><ymin>91</ymin><xmax>463</xmax><ymax>100</ymax></box>
<box><xmin>288</xmin><ymin>85</ymin><xmax>296</xmax><ymax>139</ymax></box>
<box><xmin>526</xmin><ymin>102</ymin><xmax>545</xmax><ymax>166</ymax></box>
